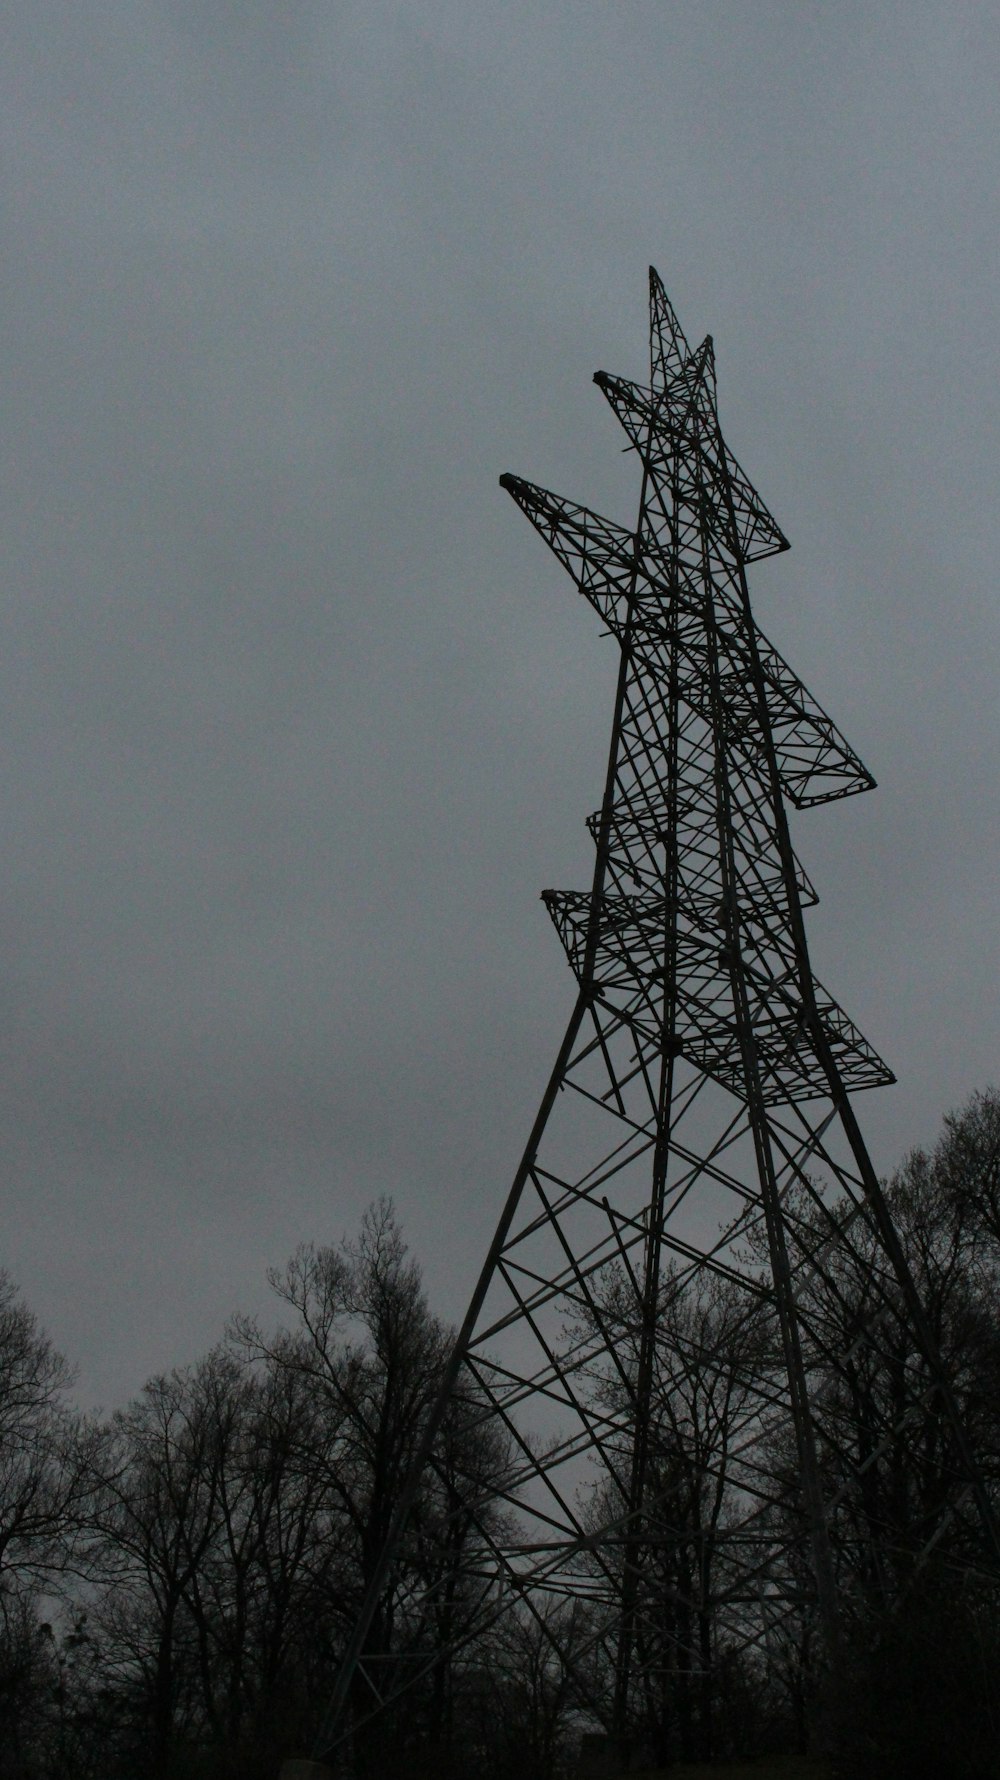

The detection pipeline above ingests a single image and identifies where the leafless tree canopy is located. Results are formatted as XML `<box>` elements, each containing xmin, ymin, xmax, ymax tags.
<box><xmin>0</xmin><ymin>1097</ymin><xmax>999</xmax><ymax>1777</ymax></box>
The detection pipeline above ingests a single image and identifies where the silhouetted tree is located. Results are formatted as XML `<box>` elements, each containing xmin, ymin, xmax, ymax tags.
<box><xmin>574</xmin><ymin>1264</ymin><xmax>776</xmax><ymax>1764</ymax></box>
<box><xmin>0</xmin><ymin>1275</ymin><xmax>99</xmax><ymax>1777</ymax></box>
<box><xmin>5</xmin><ymin>1101</ymin><xmax>1000</xmax><ymax>1778</ymax></box>
<box><xmin>237</xmin><ymin>1198</ymin><xmax>514</xmax><ymax>1771</ymax></box>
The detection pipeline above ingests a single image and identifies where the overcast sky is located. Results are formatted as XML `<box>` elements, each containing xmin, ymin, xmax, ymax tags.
<box><xmin>2</xmin><ymin>2</ymin><xmax>998</xmax><ymax>1408</ymax></box>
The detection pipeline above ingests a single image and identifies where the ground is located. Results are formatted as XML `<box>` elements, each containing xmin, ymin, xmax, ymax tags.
<box><xmin>622</xmin><ymin>1762</ymin><xmax>830</xmax><ymax>1780</ymax></box>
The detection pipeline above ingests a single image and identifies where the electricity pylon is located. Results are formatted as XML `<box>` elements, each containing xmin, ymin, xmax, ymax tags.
<box><xmin>315</xmin><ymin>273</ymin><xmax>1000</xmax><ymax>1766</ymax></box>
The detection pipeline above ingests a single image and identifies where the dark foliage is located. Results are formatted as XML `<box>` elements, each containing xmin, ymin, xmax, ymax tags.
<box><xmin>2</xmin><ymin>1096</ymin><xmax>1000</xmax><ymax>1776</ymax></box>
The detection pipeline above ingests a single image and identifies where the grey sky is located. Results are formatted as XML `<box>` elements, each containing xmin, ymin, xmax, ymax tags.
<box><xmin>2</xmin><ymin>3</ymin><xmax>998</xmax><ymax>1407</ymax></box>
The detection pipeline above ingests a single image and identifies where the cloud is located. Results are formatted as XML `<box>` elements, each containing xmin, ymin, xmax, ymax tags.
<box><xmin>1</xmin><ymin>1</ymin><xmax>998</xmax><ymax>1405</ymax></box>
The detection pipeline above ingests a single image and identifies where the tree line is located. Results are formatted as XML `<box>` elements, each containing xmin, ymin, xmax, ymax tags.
<box><xmin>2</xmin><ymin>1091</ymin><xmax>1000</xmax><ymax>1779</ymax></box>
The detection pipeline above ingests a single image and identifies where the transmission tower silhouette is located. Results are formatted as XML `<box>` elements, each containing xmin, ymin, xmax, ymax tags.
<box><xmin>315</xmin><ymin>272</ymin><xmax>999</xmax><ymax>1768</ymax></box>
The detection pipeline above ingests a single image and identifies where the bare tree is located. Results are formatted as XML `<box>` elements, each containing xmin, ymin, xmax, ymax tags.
<box><xmin>235</xmin><ymin>1199</ymin><xmax>515</xmax><ymax>1768</ymax></box>
<box><xmin>0</xmin><ymin>1273</ymin><xmax>96</xmax><ymax>1598</ymax></box>
<box><xmin>90</xmin><ymin>1354</ymin><xmax>238</xmax><ymax>1772</ymax></box>
<box><xmin>575</xmin><ymin>1264</ymin><xmax>775</xmax><ymax>1764</ymax></box>
<box><xmin>0</xmin><ymin>1276</ymin><xmax>100</xmax><ymax>1774</ymax></box>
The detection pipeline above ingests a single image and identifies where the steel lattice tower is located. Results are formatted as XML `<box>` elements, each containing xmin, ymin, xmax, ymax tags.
<box><xmin>316</xmin><ymin>273</ymin><xmax>999</xmax><ymax>1767</ymax></box>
